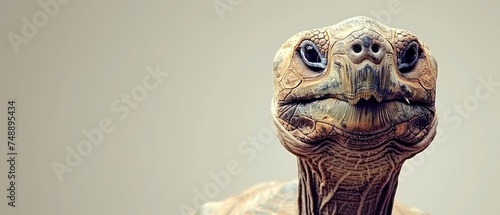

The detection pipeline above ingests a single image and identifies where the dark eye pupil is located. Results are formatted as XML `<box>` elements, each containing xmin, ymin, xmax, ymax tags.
<box><xmin>404</xmin><ymin>44</ymin><xmax>418</xmax><ymax>64</ymax></box>
<box><xmin>305</xmin><ymin>45</ymin><xmax>320</xmax><ymax>63</ymax></box>
<box><xmin>398</xmin><ymin>41</ymin><xmax>420</xmax><ymax>73</ymax></box>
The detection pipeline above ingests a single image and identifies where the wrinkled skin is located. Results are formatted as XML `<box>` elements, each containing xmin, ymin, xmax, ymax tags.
<box><xmin>195</xmin><ymin>16</ymin><xmax>438</xmax><ymax>215</ymax></box>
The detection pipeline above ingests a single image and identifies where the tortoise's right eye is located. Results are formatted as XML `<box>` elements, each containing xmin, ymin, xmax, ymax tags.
<box><xmin>299</xmin><ymin>40</ymin><xmax>327</xmax><ymax>72</ymax></box>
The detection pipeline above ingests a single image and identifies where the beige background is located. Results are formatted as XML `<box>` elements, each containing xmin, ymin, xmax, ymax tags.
<box><xmin>0</xmin><ymin>0</ymin><xmax>499</xmax><ymax>214</ymax></box>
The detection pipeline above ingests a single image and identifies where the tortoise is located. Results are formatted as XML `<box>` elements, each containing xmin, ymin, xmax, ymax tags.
<box><xmin>195</xmin><ymin>16</ymin><xmax>438</xmax><ymax>215</ymax></box>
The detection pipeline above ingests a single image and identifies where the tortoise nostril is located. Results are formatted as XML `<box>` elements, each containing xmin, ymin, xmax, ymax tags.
<box><xmin>347</xmin><ymin>39</ymin><xmax>386</xmax><ymax>64</ymax></box>
<box><xmin>371</xmin><ymin>44</ymin><xmax>380</xmax><ymax>53</ymax></box>
<box><xmin>352</xmin><ymin>44</ymin><xmax>362</xmax><ymax>53</ymax></box>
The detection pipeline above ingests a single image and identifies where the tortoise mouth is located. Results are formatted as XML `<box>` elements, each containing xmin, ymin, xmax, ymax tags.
<box><xmin>275</xmin><ymin>95</ymin><xmax>436</xmax><ymax>146</ymax></box>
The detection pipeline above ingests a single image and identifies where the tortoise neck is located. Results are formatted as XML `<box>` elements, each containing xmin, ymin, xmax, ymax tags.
<box><xmin>296</xmin><ymin>156</ymin><xmax>402</xmax><ymax>215</ymax></box>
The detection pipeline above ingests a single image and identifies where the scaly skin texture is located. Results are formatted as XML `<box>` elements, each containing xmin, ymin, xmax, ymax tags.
<box><xmin>195</xmin><ymin>16</ymin><xmax>437</xmax><ymax>215</ymax></box>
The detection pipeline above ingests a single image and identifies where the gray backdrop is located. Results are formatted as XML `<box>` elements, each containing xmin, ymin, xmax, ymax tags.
<box><xmin>1</xmin><ymin>0</ymin><xmax>499</xmax><ymax>214</ymax></box>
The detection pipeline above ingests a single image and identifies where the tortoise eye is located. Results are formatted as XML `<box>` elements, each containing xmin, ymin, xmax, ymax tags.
<box><xmin>397</xmin><ymin>41</ymin><xmax>420</xmax><ymax>73</ymax></box>
<box><xmin>299</xmin><ymin>40</ymin><xmax>327</xmax><ymax>72</ymax></box>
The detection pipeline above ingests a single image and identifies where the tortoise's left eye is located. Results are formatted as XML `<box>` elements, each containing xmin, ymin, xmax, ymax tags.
<box><xmin>397</xmin><ymin>41</ymin><xmax>420</xmax><ymax>73</ymax></box>
<box><xmin>299</xmin><ymin>40</ymin><xmax>327</xmax><ymax>72</ymax></box>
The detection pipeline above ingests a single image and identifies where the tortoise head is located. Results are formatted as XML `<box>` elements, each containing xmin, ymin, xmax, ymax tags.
<box><xmin>272</xmin><ymin>16</ymin><xmax>438</xmax><ymax>157</ymax></box>
<box><xmin>271</xmin><ymin>16</ymin><xmax>438</xmax><ymax>214</ymax></box>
